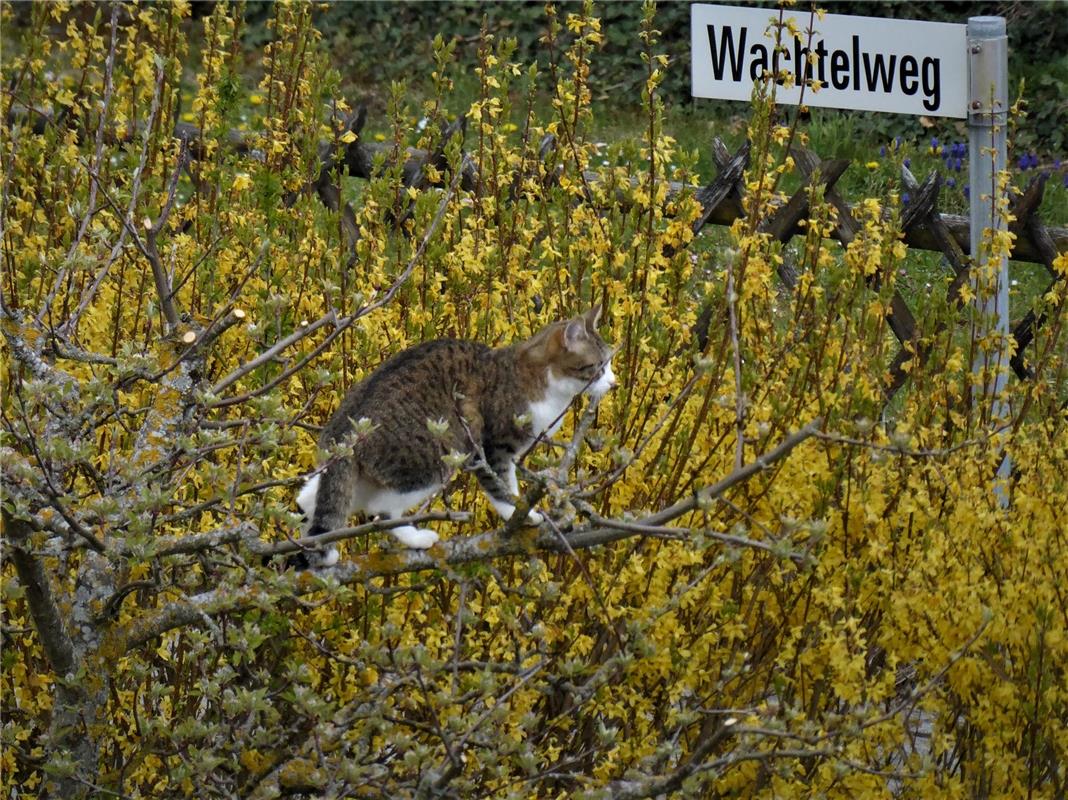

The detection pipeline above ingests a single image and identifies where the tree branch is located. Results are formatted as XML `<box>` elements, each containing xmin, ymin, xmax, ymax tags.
<box><xmin>3</xmin><ymin>511</ymin><xmax>77</xmax><ymax>678</ymax></box>
<box><xmin>119</xmin><ymin>420</ymin><xmax>821</xmax><ymax>652</ymax></box>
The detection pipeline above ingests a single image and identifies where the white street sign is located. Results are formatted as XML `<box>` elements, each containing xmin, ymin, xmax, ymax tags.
<box><xmin>691</xmin><ymin>4</ymin><xmax>968</xmax><ymax>118</ymax></box>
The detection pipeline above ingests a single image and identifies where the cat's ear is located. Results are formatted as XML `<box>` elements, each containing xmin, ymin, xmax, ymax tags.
<box><xmin>563</xmin><ymin>318</ymin><xmax>588</xmax><ymax>351</ymax></box>
<box><xmin>583</xmin><ymin>303</ymin><xmax>603</xmax><ymax>334</ymax></box>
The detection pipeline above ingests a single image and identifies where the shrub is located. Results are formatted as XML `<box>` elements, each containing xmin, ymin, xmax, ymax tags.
<box><xmin>2</xmin><ymin>3</ymin><xmax>1065</xmax><ymax>798</ymax></box>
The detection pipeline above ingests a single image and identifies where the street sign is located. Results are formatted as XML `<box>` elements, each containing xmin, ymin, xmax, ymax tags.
<box><xmin>691</xmin><ymin>6</ymin><xmax>1012</xmax><ymax>501</ymax></box>
<box><xmin>691</xmin><ymin>4</ymin><xmax>968</xmax><ymax>118</ymax></box>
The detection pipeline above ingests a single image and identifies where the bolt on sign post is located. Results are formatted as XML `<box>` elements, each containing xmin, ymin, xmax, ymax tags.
<box><xmin>691</xmin><ymin>5</ymin><xmax>1012</xmax><ymax>491</ymax></box>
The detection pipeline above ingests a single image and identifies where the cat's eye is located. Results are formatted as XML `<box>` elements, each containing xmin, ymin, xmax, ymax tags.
<box><xmin>577</xmin><ymin>363</ymin><xmax>602</xmax><ymax>379</ymax></box>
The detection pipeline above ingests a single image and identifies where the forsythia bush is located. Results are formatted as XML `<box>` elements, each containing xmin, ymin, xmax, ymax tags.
<box><xmin>2</xmin><ymin>2</ymin><xmax>1065</xmax><ymax>798</ymax></box>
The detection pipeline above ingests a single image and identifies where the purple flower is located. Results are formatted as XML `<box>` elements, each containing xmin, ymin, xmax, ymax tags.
<box><xmin>1018</xmin><ymin>155</ymin><xmax>1028</xmax><ymax>170</ymax></box>
<box><xmin>1063</xmin><ymin>173</ymin><xmax>1068</xmax><ymax>189</ymax></box>
<box><xmin>946</xmin><ymin>177</ymin><xmax>956</xmax><ymax>188</ymax></box>
<box><xmin>895</xmin><ymin>136</ymin><xmax>902</xmax><ymax>149</ymax></box>
<box><xmin>1054</xmin><ymin>158</ymin><xmax>1062</xmax><ymax>169</ymax></box>
<box><xmin>903</xmin><ymin>158</ymin><xmax>911</xmax><ymax>168</ymax></box>
<box><xmin>964</xmin><ymin>185</ymin><xmax>970</xmax><ymax>200</ymax></box>
<box><xmin>902</xmin><ymin>192</ymin><xmax>911</xmax><ymax>205</ymax></box>
<box><xmin>954</xmin><ymin>157</ymin><xmax>963</xmax><ymax>172</ymax></box>
<box><xmin>880</xmin><ymin>145</ymin><xmax>887</xmax><ymax>157</ymax></box>
<box><xmin>1030</xmin><ymin>153</ymin><xmax>1040</xmax><ymax>169</ymax></box>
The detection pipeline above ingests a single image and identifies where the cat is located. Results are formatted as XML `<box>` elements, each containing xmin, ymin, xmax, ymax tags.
<box><xmin>290</xmin><ymin>305</ymin><xmax>616</xmax><ymax>567</ymax></box>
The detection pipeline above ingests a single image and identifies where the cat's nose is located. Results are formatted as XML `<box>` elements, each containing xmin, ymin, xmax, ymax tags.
<box><xmin>604</xmin><ymin>364</ymin><xmax>618</xmax><ymax>390</ymax></box>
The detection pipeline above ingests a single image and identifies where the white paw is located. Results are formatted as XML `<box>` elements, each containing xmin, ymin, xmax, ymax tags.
<box><xmin>491</xmin><ymin>500</ymin><xmax>517</xmax><ymax>521</ymax></box>
<box><xmin>526</xmin><ymin>510</ymin><xmax>544</xmax><ymax>526</ymax></box>
<box><xmin>391</xmin><ymin>528</ymin><xmax>439</xmax><ymax>549</ymax></box>
<box><xmin>314</xmin><ymin>546</ymin><xmax>340</xmax><ymax>567</ymax></box>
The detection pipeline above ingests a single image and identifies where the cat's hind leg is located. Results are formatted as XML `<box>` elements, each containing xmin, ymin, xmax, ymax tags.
<box><xmin>296</xmin><ymin>474</ymin><xmax>320</xmax><ymax>532</ymax></box>
<box><xmin>298</xmin><ymin>463</ymin><xmax>368</xmax><ymax>567</ymax></box>
<box><xmin>288</xmin><ymin>473</ymin><xmax>339</xmax><ymax>568</ymax></box>
<box><xmin>363</xmin><ymin>484</ymin><xmax>442</xmax><ymax>549</ymax></box>
<box><xmin>476</xmin><ymin>458</ymin><xmax>542</xmax><ymax>526</ymax></box>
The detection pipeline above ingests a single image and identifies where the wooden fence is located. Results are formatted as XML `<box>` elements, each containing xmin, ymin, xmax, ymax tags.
<box><xmin>169</xmin><ymin>110</ymin><xmax>1068</xmax><ymax>406</ymax></box>
<box><xmin>643</xmin><ymin>136</ymin><xmax>1065</xmax><ymax>406</ymax></box>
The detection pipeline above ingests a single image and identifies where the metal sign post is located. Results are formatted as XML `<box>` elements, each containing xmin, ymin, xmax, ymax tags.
<box><xmin>966</xmin><ymin>16</ymin><xmax>1011</xmax><ymax>495</ymax></box>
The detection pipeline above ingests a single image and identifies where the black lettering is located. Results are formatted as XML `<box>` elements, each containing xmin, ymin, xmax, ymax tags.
<box><xmin>830</xmin><ymin>50</ymin><xmax>849</xmax><ymax>90</ymax></box>
<box><xmin>749</xmin><ymin>43</ymin><xmax>769</xmax><ymax>81</ymax></box>
<box><xmin>852</xmin><ymin>35</ymin><xmax>860</xmax><ymax>89</ymax></box>
<box><xmin>899</xmin><ymin>55</ymin><xmax>919</xmax><ymax>95</ymax></box>
<box><xmin>922</xmin><ymin>57</ymin><xmax>941</xmax><ymax>110</ymax></box>
<box><xmin>706</xmin><ymin>24</ymin><xmax>747</xmax><ymax>81</ymax></box>
<box><xmin>863</xmin><ymin>51</ymin><xmax>897</xmax><ymax>92</ymax></box>
<box><xmin>773</xmin><ymin>42</ymin><xmax>788</xmax><ymax>85</ymax></box>
<box><xmin>813</xmin><ymin>40</ymin><xmax>829</xmax><ymax>84</ymax></box>
<box><xmin>793</xmin><ymin>36</ymin><xmax>811</xmax><ymax>83</ymax></box>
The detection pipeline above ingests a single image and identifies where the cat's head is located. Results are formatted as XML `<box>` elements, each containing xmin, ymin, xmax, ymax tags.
<box><xmin>523</xmin><ymin>305</ymin><xmax>617</xmax><ymax>398</ymax></box>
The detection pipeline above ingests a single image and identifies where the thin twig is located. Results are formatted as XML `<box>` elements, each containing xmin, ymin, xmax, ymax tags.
<box><xmin>210</xmin><ymin>167</ymin><xmax>462</xmax><ymax>405</ymax></box>
<box><xmin>211</xmin><ymin>311</ymin><xmax>337</xmax><ymax>395</ymax></box>
<box><xmin>37</xmin><ymin>1</ymin><xmax>120</xmax><ymax>326</ymax></box>
<box><xmin>64</xmin><ymin>58</ymin><xmax>170</xmax><ymax>338</ymax></box>
<box><xmin>726</xmin><ymin>253</ymin><xmax>745</xmax><ymax>470</ymax></box>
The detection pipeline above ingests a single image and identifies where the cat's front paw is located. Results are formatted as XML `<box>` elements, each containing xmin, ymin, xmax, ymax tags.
<box><xmin>311</xmin><ymin>546</ymin><xmax>340</xmax><ymax>567</ymax></box>
<box><xmin>525</xmin><ymin>510</ymin><xmax>544</xmax><ymax>526</ymax></box>
<box><xmin>391</xmin><ymin>527</ymin><xmax>440</xmax><ymax>549</ymax></box>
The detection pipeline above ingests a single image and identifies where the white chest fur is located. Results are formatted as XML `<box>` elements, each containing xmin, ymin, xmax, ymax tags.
<box><xmin>527</xmin><ymin>371</ymin><xmax>584</xmax><ymax>438</ymax></box>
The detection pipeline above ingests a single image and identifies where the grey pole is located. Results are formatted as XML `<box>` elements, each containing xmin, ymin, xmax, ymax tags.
<box><xmin>967</xmin><ymin>16</ymin><xmax>1011</xmax><ymax>496</ymax></box>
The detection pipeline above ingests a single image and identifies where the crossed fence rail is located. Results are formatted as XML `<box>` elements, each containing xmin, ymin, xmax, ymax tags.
<box><xmin>641</xmin><ymin>137</ymin><xmax>1066</xmax><ymax>406</ymax></box>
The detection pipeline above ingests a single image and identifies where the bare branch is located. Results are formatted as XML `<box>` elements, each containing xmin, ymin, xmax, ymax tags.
<box><xmin>62</xmin><ymin>58</ymin><xmax>171</xmax><ymax>338</ymax></box>
<box><xmin>140</xmin><ymin>72</ymin><xmax>181</xmax><ymax>332</ymax></box>
<box><xmin>120</xmin><ymin>420</ymin><xmax>821</xmax><ymax>651</ymax></box>
<box><xmin>209</xmin><ymin>166</ymin><xmax>461</xmax><ymax>408</ymax></box>
<box><xmin>35</xmin><ymin>2</ymin><xmax>121</xmax><ymax>326</ymax></box>
<box><xmin>556</xmin><ymin>393</ymin><xmax>601</xmax><ymax>480</ymax></box>
<box><xmin>3</xmin><ymin>512</ymin><xmax>77</xmax><ymax>678</ymax></box>
<box><xmin>211</xmin><ymin>311</ymin><xmax>338</xmax><ymax>395</ymax></box>
<box><xmin>726</xmin><ymin>254</ymin><xmax>745</xmax><ymax>470</ymax></box>
<box><xmin>633</xmin><ymin>418</ymin><xmax>822</xmax><ymax>529</ymax></box>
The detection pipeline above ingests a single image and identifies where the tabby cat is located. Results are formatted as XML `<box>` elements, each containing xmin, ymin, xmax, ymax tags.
<box><xmin>292</xmin><ymin>305</ymin><xmax>615</xmax><ymax>566</ymax></box>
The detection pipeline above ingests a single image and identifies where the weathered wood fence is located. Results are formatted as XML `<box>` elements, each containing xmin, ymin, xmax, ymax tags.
<box><xmin>354</xmin><ymin>115</ymin><xmax>1064</xmax><ymax>407</ymax></box>
<box><xmin>199</xmin><ymin>110</ymin><xmax>1068</xmax><ymax>406</ymax></box>
<box><xmin>675</xmin><ymin>138</ymin><xmax>1065</xmax><ymax>403</ymax></box>
<box><xmin>25</xmin><ymin>103</ymin><xmax>1065</xmax><ymax>406</ymax></box>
